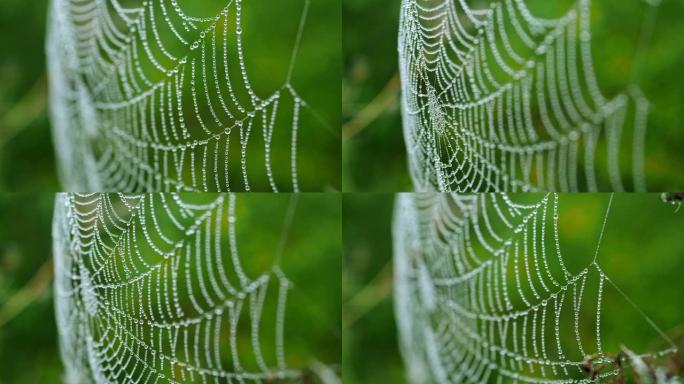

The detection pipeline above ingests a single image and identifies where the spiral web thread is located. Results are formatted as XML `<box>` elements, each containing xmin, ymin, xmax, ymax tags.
<box><xmin>393</xmin><ymin>193</ymin><xmax>677</xmax><ymax>383</ymax></box>
<box><xmin>399</xmin><ymin>0</ymin><xmax>660</xmax><ymax>192</ymax></box>
<box><xmin>53</xmin><ymin>193</ymin><xmax>300</xmax><ymax>383</ymax></box>
<box><xmin>48</xmin><ymin>0</ymin><xmax>315</xmax><ymax>192</ymax></box>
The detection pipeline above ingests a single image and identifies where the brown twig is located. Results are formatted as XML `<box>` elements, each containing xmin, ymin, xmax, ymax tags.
<box><xmin>0</xmin><ymin>258</ymin><xmax>53</xmax><ymax>328</ymax></box>
<box><xmin>342</xmin><ymin>73</ymin><xmax>400</xmax><ymax>142</ymax></box>
<box><xmin>0</xmin><ymin>75</ymin><xmax>48</xmax><ymax>149</ymax></box>
<box><xmin>342</xmin><ymin>260</ymin><xmax>393</xmax><ymax>329</ymax></box>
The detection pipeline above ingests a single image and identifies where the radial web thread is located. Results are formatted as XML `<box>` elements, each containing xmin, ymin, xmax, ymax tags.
<box><xmin>399</xmin><ymin>0</ymin><xmax>658</xmax><ymax>192</ymax></box>
<box><xmin>53</xmin><ymin>193</ymin><xmax>305</xmax><ymax>383</ymax></box>
<box><xmin>48</xmin><ymin>0</ymin><xmax>317</xmax><ymax>192</ymax></box>
<box><xmin>393</xmin><ymin>193</ymin><xmax>677</xmax><ymax>383</ymax></box>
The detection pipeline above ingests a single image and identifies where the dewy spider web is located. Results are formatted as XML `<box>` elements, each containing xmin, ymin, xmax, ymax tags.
<box><xmin>393</xmin><ymin>193</ymin><xmax>677</xmax><ymax>383</ymax></box>
<box><xmin>399</xmin><ymin>0</ymin><xmax>658</xmax><ymax>192</ymax></box>
<box><xmin>48</xmin><ymin>0</ymin><xmax>314</xmax><ymax>192</ymax></box>
<box><xmin>53</xmin><ymin>193</ymin><xmax>306</xmax><ymax>383</ymax></box>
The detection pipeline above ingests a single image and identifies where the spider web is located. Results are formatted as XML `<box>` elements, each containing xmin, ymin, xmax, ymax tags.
<box><xmin>393</xmin><ymin>193</ymin><xmax>677</xmax><ymax>383</ymax></box>
<box><xmin>53</xmin><ymin>193</ymin><xmax>312</xmax><ymax>383</ymax></box>
<box><xmin>398</xmin><ymin>0</ymin><xmax>658</xmax><ymax>192</ymax></box>
<box><xmin>48</xmin><ymin>0</ymin><xmax>315</xmax><ymax>192</ymax></box>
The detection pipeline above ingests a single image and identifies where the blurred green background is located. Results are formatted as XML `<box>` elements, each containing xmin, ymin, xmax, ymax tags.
<box><xmin>231</xmin><ymin>193</ymin><xmax>342</xmax><ymax>373</ymax></box>
<box><xmin>343</xmin><ymin>193</ymin><xmax>684</xmax><ymax>383</ymax></box>
<box><xmin>0</xmin><ymin>0</ymin><xmax>341</xmax><ymax>191</ymax></box>
<box><xmin>0</xmin><ymin>193</ymin><xmax>61</xmax><ymax>383</ymax></box>
<box><xmin>0</xmin><ymin>1</ymin><xmax>57</xmax><ymax>190</ymax></box>
<box><xmin>342</xmin><ymin>194</ymin><xmax>404</xmax><ymax>383</ymax></box>
<box><xmin>342</xmin><ymin>0</ymin><xmax>684</xmax><ymax>191</ymax></box>
<box><xmin>0</xmin><ymin>193</ymin><xmax>341</xmax><ymax>383</ymax></box>
<box><xmin>342</xmin><ymin>0</ymin><xmax>408</xmax><ymax>192</ymax></box>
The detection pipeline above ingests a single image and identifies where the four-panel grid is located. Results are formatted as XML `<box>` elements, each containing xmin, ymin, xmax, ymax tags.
<box><xmin>0</xmin><ymin>0</ymin><xmax>683</xmax><ymax>383</ymax></box>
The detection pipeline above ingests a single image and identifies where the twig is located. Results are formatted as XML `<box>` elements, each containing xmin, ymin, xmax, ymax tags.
<box><xmin>343</xmin><ymin>260</ymin><xmax>393</xmax><ymax>329</ymax></box>
<box><xmin>0</xmin><ymin>258</ymin><xmax>53</xmax><ymax>328</ymax></box>
<box><xmin>0</xmin><ymin>75</ymin><xmax>48</xmax><ymax>149</ymax></box>
<box><xmin>342</xmin><ymin>73</ymin><xmax>400</xmax><ymax>142</ymax></box>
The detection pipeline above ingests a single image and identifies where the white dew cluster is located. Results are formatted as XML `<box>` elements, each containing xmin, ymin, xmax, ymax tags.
<box><xmin>398</xmin><ymin>0</ymin><xmax>655</xmax><ymax>192</ymax></box>
<box><xmin>393</xmin><ymin>193</ymin><xmax>677</xmax><ymax>383</ymax></box>
<box><xmin>53</xmin><ymin>193</ymin><xmax>297</xmax><ymax>383</ymax></box>
<box><xmin>48</xmin><ymin>0</ymin><xmax>312</xmax><ymax>192</ymax></box>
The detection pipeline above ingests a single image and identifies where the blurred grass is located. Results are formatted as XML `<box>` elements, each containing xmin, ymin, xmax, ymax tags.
<box><xmin>343</xmin><ymin>193</ymin><xmax>684</xmax><ymax>383</ymax></box>
<box><xmin>0</xmin><ymin>0</ymin><xmax>58</xmax><ymax>191</ymax></box>
<box><xmin>342</xmin><ymin>194</ymin><xmax>405</xmax><ymax>383</ymax></box>
<box><xmin>0</xmin><ymin>193</ymin><xmax>61</xmax><ymax>383</ymax></box>
<box><xmin>342</xmin><ymin>0</ymin><xmax>410</xmax><ymax>192</ymax></box>
<box><xmin>342</xmin><ymin>0</ymin><xmax>684</xmax><ymax>191</ymax></box>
